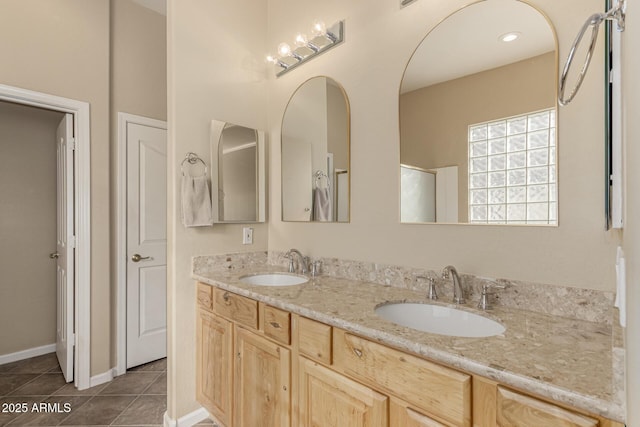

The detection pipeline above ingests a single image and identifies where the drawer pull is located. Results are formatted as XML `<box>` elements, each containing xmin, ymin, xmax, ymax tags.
<box><xmin>269</xmin><ymin>321</ymin><xmax>282</xmax><ymax>329</ymax></box>
<box><xmin>223</xmin><ymin>292</ymin><xmax>230</xmax><ymax>303</ymax></box>
<box><xmin>353</xmin><ymin>348</ymin><xmax>363</xmax><ymax>358</ymax></box>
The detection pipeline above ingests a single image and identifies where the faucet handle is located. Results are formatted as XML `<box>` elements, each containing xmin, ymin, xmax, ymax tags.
<box><xmin>310</xmin><ymin>260</ymin><xmax>322</xmax><ymax>277</ymax></box>
<box><xmin>416</xmin><ymin>275</ymin><xmax>438</xmax><ymax>300</ymax></box>
<box><xmin>477</xmin><ymin>282</ymin><xmax>506</xmax><ymax>310</ymax></box>
<box><xmin>427</xmin><ymin>277</ymin><xmax>438</xmax><ymax>300</ymax></box>
<box><xmin>481</xmin><ymin>281</ymin><xmax>508</xmax><ymax>293</ymax></box>
<box><xmin>283</xmin><ymin>251</ymin><xmax>295</xmax><ymax>272</ymax></box>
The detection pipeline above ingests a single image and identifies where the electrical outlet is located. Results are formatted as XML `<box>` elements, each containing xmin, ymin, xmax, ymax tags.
<box><xmin>242</xmin><ymin>227</ymin><xmax>253</xmax><ymax>245</ymax></box>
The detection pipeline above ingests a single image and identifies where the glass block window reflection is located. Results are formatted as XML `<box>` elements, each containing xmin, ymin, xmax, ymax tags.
<box><xmin>468</xmin><ymin>109</ymin><xmax>557</xmax><ymax>224</ymax></box>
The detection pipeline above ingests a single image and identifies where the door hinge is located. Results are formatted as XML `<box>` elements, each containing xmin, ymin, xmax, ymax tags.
<box><xmin>69</xmin><ymin>236</ymin><xmax>76</xmax><ymax>248</ymax></box>
<box><xmin>69</xmin><ymin>137</ymin><xmax>76</xmax><ymax>151</ymax></box>
<box><xmin>70</xmin><ymin>333</ymin><xmax>76</xmax><ymax>347</ymax></box>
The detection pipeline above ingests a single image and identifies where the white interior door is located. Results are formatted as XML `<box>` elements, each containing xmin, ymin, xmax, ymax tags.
<box><xmin>435</xmin><ymin>166</ymin><xmax>459</xmax><ymax>223</ymax></box>
<box><xmin>282</xmin><ymin>139</ymin><xmax>312</xmax><ymax>221</ymax></box>
<box><xmin>56</xmin><ymin>113</ymin><xmax>74</xmax><ymax>383</ymax></box>
<box><xmin>126</xmin><ymin>122</ymin><xmax>167</xmax><ymax>368</ymax></box>
<box><xmin>401</xmin><ymin>165</ymin><xmax>436</xmax><ymax>223</ymax></box>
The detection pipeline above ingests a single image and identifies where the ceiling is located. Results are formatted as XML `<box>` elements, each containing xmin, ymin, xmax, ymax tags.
<box><xmin>401</xmin><ymin>0</ymin><xmax>555</xmax><ymax>93</ymax></box>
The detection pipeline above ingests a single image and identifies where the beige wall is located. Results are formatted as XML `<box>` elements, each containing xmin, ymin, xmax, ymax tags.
<box><xmin>0</xmin><ymin>101</ymin><xmax>63</xmax><ymax>356</ymax></box>
<box><xmin>623</xmin><ymin>0</ymin><xmax>639</xmax><ymax>423</ymax></box>
<box><xmin>167</xmin><ymin>0</ymin><xmax>268</xmax><ymax>418</ymax></box>
<box><xmin>400</xmin><ymin>52</ymin><xmax>556</xmax><ymax>222</ymax></box>
<box><xmin>111</xmin><ymin>0</ymin><xmax>167</xmax><ymax>121</ymax></box>
<box><xmin>0</xmin><ymin>0</ymin><xmax>111</xmax><ymax>375</ymax></box>
<box><xmin>109</xmin><ymin>0</ymin><xmax>167</xmax><ymax>370</ymax></box>
<box><xmin>266</xmin><ymin>0</ymin><xmax>618</xmax><ymax>292</ymax></box>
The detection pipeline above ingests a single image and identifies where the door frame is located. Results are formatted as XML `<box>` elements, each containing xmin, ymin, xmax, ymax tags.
<box><xmin>0</xmin><ymin>83</ymin><xmax>91</xmax><ymax>390</ymax></box>
<box><xmin>116</xmin><ymin>112</ymin><xmax>167</xmax><ymax>375</ymax></box>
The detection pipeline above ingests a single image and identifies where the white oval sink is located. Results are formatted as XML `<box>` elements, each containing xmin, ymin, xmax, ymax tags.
<box><xmin>239</xmin><ymin>273</ymin><xmax>308</xmax><ymax>286</ymax></box>
<box><xmin>375</xmin><ymin>303</ymin><xmax>505</xmax><ymax>338</ymax></box>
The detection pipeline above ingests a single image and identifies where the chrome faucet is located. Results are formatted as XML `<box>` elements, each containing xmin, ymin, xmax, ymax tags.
<box><xmin>441</xmin><ymin>265</ymin><xmax>465</xmax><ymax>304</ymax></box>
<box><xmin>285</xmin><ymin>249</ymin><xmax>309</xmax><ymax>274</ymax></box>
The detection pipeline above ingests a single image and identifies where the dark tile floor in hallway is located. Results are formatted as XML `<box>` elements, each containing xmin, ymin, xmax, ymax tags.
<box><xmin>0</xmin><ymin>353</ymin><xmax>167</xmax><ymax>426</ymax></box>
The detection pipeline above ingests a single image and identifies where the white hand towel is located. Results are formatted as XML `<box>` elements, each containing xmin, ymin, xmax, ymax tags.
<box><xmin>614</xmin><ymin>246</ymin><xmax>626</xmax><ymax>327</ymax></box>
<box><xmin>313</xmin><ymin>187</ymin><xmax>331</xmax><ymax>222</ymax></box>
<box><xmin>181</xmin><ymin>175</ymin><xmax>213</xmax><ymax>227</ymax></box>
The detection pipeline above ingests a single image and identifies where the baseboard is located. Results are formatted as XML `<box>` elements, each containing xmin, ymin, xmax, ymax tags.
<box><xmin>89</xmin><ymin>368</ymin><xmax>116</xmax><ymax>388</ymax></box>
<box><xmin>164</xmin><ymin>407</ymin><xmax>210</xmax><ymax>427</ymax></box>
<box><xmin>0</xmin><ymin>343</ymin><xmax>56</xmax><ymax>365</ymax></box>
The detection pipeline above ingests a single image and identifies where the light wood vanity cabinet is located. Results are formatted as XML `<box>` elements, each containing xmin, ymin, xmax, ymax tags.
<box><xmin>195</xmin><ymin>283</ymin><xmax>622</xmax><ymax>427</ymax></box>
<box><xmin>196</xmin><ymin>284</ymin><xmax>290</xmax><ymax>427</ymax></box>
<box><xmin>196</xmin><ymin>286</ymin><xmax>232</xmax><ymax>426</ymax></box>
<box><xmin>234</xmin><ymin>327</ymin><xmax>291</xmax><ymax>427</ymax></box>
<box><xmin>298</xmin><ymin>357</ymin><xmax>388</xmax><ymax>427</ymax></box>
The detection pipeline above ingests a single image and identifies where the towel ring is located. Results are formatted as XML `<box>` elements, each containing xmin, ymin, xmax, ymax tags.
<box><xmin>559</xmin><ymin>1</ymin><xmax>625</xmax><ymax>106</ymax></box>
<box><xmin>181</xmin><ymin>152</ymin><xmax>208</xmax><ymax>177</ymax></box>
<box><xmin>314</xmin><ymin>170</ymin><xmax>330</xmax><ymax>188</ymax></box>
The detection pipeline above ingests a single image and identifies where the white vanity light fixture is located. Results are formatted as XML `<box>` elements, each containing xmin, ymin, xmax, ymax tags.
<box><xmin>266</xmin><ymin>20</ymin><xmax>345</xmax><ymax>77</ymax></box>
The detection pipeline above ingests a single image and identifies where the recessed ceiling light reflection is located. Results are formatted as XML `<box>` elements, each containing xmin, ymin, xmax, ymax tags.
<box><xmin>500</xmin><ymin>32</ymin><xmax>521</xmax><ymax>42</ymax></box>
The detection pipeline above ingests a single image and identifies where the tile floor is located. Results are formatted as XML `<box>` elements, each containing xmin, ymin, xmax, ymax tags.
<box><xmin>0</xmin><ymin>353</ymin><xmax>168</xmax><ymax>426</ymax></box>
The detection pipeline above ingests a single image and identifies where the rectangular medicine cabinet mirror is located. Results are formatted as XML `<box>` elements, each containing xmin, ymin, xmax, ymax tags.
<box><xmin>210</xmin><ymin>120</ymin><xmax>266</xmax><ymax>223</ymax></box>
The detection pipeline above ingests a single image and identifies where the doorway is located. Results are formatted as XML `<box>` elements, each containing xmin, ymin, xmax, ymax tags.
<box><xmin>116</xmin><ymin>113</ymin><xmax>168</xmax><ymax>374</ymax></box>
<box><xmin>0</xmin><ymin>84</ymin><xmax>91</xmax><ymax>390</ymax></box>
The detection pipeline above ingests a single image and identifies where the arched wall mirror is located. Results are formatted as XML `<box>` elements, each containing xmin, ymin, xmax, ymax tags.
<box><xmin>210</xmin><ymin>120</ymin><xmax>266</xmax><ymax>223</ymax></box>
<box><xmin>399</xmin><ymin>0</ymin><xmax>558</xmax><ymax>225</ymax></box>
<box><xmin>281</xmin><ymin>76</ymin><xmax>350</xmax><ymax>222</ymax></box>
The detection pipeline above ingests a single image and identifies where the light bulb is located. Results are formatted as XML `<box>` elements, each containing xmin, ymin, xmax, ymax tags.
<box><xmin>294</xmin><ymin>33</ymin><xmax>308</xmax><ymax>48</ymax></box>
<box><xmin>311</xmin><ymin>20</ymin><xmax>326</xmax><ymax>37</ymax></box>
<box><xmin>266</xmin><ymin>55</ymin><xmax>278</xmax><ymax>64</ymax></box>
<box><xmin>277</xmin><ymin>42</ymin><xmax>291</xmax><ymax>56</ymax></box>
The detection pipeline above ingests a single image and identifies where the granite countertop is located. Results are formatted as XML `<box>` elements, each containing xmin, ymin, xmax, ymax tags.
<box><xmin>193</xmin><ymin>265</ymin><xmax>624</xmax><ymax>422</ymax></box>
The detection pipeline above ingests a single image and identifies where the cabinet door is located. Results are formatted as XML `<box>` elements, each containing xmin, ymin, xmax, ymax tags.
<box><xmin>391</xmin><ymin>398</ymin><xmax>448</xmax><ymax>427</ymax></box>
<box><xmin>234</xmin><ymin>327</ymin><xmax>291</xmax><ymax>427</ymax></box>
<box><xmin>196</xmin><ymin>309</ymin><xmax>232</xmax><ymax>426</ymax></box>
<box><xmin>299</xmin><ymin>357</ymin><xmax>388</xmax><ymax>427</ymax></box>
<box><xmin>496</xmin><ymin>387</ymin><xmax>599</xmax><ymax>427</ymax></box>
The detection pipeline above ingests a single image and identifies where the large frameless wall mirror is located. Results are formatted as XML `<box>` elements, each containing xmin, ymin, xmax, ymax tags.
<box><xmin>281</xmin><ymin>76</ymin><xmax>350</xmax><ymax>222</ymax></box>
<box><xmin>210</xmin><ymin>120</ymin><xmax>266</xmax><ymax>223</ymax></box>
<box><xmin>399</xmin><ymin>0</ymin><xmax>558</xmax><ymax>225</ymax></box>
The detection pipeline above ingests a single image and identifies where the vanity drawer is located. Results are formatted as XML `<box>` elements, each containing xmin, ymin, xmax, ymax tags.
<box><xmin>297</xmin><ymin>316</ymin><xmax>333</xmax><ymax>365</ymax></box>
<box><xmin>260</xmin><ymin>304</ymin><xmax>291</xmax><ymax>345</ymax></box>
<box><xmin>197</xmin><ymin>282</ymin><xmax>213</xmax><ymax>310</ymax></box>
<box><xmin>333</xmin><ymin>329</ymin><xmax>471</xmax><ymax>427</ymax></box>
<box><xmin>391</xmin><ymin>398</ymin><xmax>448</xmax><ymax>427</ymax></box>
<box><xmin>213</xmin><ymin>289</ymin><xmax>258</xmax><ymax>329</ymax></box>
<box><xmin>497</xmin><ymin>386</ymin><xmax>598</xmax><ymax>427</ymax></box>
